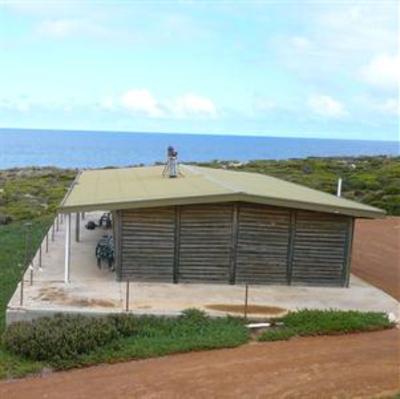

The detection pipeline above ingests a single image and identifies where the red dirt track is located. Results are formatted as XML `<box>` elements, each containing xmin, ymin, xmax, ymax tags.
<box><xmin>352</xmin><ymin>217</ymin><xmax>400</xmax><ymax>300</ymax></box>
<box><xmin>1</xmin><ymin>217</ymin><xmax>399</xmax><ymax>398</ymax></box>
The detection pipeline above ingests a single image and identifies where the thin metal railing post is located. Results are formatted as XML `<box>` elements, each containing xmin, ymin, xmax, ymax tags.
<box><xmin>125</xmin><ymin>280</ymin><xmax>130</xmax><ymax>312</ymax></box>
<box><xmin>39</xmin><ymin>242</ymin><xmax>42</xmax><ymax>268</ymax></box>
<box><xmin>46</xmin><ymin>231</ymin><xmax>49</xmax><ymax>252</ymax></box>
<box><xmin>56</xmin><ymin>213</ymin><xmax>60</xmax><ymax>232</ymax></box>
<box><xmin>51</xmin><ymin>222</ymin><xmax>55</xmax><ymax>241</ymax></box>
<box><xmin>30</xmin><ymin>265</ymin><xmax>33</xmax><ymax>286</ymax></box>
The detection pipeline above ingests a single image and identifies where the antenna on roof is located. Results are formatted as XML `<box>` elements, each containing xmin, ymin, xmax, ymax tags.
<box><xmin>163</xmin><ymin>146</ymin><xmax>179</xmax><ymax>178</ymax></box>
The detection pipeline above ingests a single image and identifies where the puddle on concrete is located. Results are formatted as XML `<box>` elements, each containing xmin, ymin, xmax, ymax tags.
<box><xmin>35</xmin><ymin>287</ymin><xmax>117</xmax><ymax>308</ymax></box>
<box><xmin>205</xmin><ymin>304</ymin><xmax>287</xmax><ymax>316</ymax></box>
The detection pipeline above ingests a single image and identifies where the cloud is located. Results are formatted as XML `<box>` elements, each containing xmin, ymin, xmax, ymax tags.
<box><xmin>0</xmin><ymin>97</ymin><xmax>31</xmax><ymax>112</ymax></box>
<box><xmin>273</xmin><ymin>2</ymin><xmax>398</xmax><ymax>88</ymax></box>
<box><xmin>364</xmin><ymin>97</ymin><xmax>400</xmax><ymax>116</ymax></box>
<box><xmin>36</xmin><ymin>18</ymin><xmax>113</xmax><ymax>39</ymax></box>
<box><xmin>120</xmin><ymin>89</ymin><xmax>164</xmax><ymax>118</ymax></box>
<box><xmin>307</xmin><ymin>94</ymin><xmax>347</xmax><ymax>118</ymax></box>
<box><xmin>361</xmin><ymin>54</ymin><xmax>400</xmax><ymax>91</ymax></box>
<box><xmin>99</xmin><ymin>97</ymin><xmax>115</xmax><ymax>111</ymax></box>
<box><xmin>252</xmin><ymin>95</ymin><xmax>276</xmax><ymax>114</ymax></box>
<box><xmin>377</xmin><ymin>98</ymin><xmax>399</xmax><ymax>115</ymax></box>
<box><xmin>170</xmin><ymin>93</ymin><xmax>217</xmax><ymax>118</ymax></box>
<box><xmin>290</xmin><ymin>36</ymin><xmax>313</xmax><ymax>53</ymax></box>
<box><xmin>37</xmin><ymin>19</ymin><xmax>81</xmax><ymax>38</ymax></box>
<box><xmin>114</xmin><ymin>90</ymin><xmax>217</xmax><ymax>119</ymax></box>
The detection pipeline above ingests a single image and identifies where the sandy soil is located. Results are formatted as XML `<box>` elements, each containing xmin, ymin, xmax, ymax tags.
<box><xmin>1</xmin><ymin>329</ymin><xmax>399</xmax><ymax>399</ymax></box>
<box><xmin>352</xmin><ymin>217</ymin><xmax>400</xmax><ymax>301</ymax></box>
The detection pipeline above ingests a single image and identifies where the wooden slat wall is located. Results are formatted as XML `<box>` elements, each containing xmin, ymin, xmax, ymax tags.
<box><xmin>178</xmin><ymin>204</ymin><xmax>232</xmax><ymax>283</ymax></box>
<box><xmin>291</xmin><ymin>211</ymin><xmax>350</xmax><ymax>286</ymax></box>
<box><xmin>119</xmin><ymin>207</ymin><xmax>175</xmax><ymax>281</ymax></box>
<box><xmin>117</xmin><ymin>202</ymin><xmax>352</xmax><ymax>287</ymax></box>
<box><xmin>236</xmin><ymin>204</ymin><xmax>290</xmax><ymax>284</ymax></box>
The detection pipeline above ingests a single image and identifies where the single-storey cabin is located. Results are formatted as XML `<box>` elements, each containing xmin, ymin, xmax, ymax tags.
<box><xmin>59</xmin><ymin>164</ymin><xmax>384</xmax><ymax>287</ymax></box>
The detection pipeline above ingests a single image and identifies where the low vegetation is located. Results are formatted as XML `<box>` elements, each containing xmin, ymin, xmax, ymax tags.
<box><xmin>0</xmin><ymin>218</ymin><xmax>53</xmax><ymax>379</ymax></box>
<box><xmin>258</xmin><ymin>309</ymin><xmax>394</xmax><ymax>342</ymax></box>
<box><xmin>3</xmin><ymin>309</ymin><xmax>249</xmax><ymax>370</ymax></box>
<box><xmin>0</xmin><ymin>167</ymin><xmax>75</xmax><ymax>222</ymax></box>
<box><xmin>0</xmin><ymin>308</ymin><xmax>394</xmax><ymax>377</ymax></box>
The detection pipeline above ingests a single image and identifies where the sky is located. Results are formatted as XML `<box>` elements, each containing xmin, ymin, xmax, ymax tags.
<box><xmin>0</xmin><ymin>0</ymin><xmax>399</xmax><ymax>141</ymax></box>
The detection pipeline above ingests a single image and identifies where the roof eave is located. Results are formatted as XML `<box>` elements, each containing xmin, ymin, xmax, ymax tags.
<box><xmin>237</xmin><ymin>194</ymin><xmax>386</xmax><ymax>219</ymax></box>
<box><xmin>59</xmin><ymin>192</ymin><xmax>385</xmax><ymax>219</ymax></box>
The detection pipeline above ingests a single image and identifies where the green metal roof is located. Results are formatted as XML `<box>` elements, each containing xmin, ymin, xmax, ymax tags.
<box><xmin>59</xmin><ymin>165</ymin><xmax>385</xmax><ymax>218</ymax></box>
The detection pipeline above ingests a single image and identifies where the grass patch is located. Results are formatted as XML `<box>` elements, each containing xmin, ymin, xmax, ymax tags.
<box><xmin>0</xmin><ymin>218</ymin><xmax>52</xmax><ymax>331</ymax></box>
<box><xmin>258</xmin><ymin>309</ymin><xmax>394</xmax><ymax>342</ymax></box>
<box><xmin>0</xmin><ymin>218</ymin><xmax>52</xmax><ymax>378</ymax></box>
<box><xmin>0</xmin><ymin>347</ymin><xmax>43</xmax><ymax>380</ymax></box>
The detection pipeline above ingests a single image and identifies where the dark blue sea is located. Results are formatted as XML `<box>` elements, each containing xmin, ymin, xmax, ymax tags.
<box><xmin>0</xmin><ymin>128</ymin><xmax>398</xmax><ymax>169</ymax></box>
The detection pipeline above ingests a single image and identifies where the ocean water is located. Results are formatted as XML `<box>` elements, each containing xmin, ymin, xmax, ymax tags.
<box><xmin>0</xmin><ymin>128</ymin><xmax>398</xmax><ymax>169</ymax></box>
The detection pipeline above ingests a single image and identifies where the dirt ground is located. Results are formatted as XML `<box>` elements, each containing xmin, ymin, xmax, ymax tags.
<box><xmin>352</xmin><ymin>216</ymin><xmax>400</xmax><ymax>301</ymax></box>
<box><xmin>1</xmin><ymin>216</ymin><xmax>399</xmax><ymax>398</ymax></box>
<box><xmin>1</xmin><ymin>329</ymin><xmax>399</xmax><ymax>399</ymax></box>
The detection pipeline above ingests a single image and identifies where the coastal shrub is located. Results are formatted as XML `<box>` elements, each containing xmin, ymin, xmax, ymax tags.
<box><xmin>258</xmin><ymin>327</ymin><xmax>295</xmax><ymax>341</ymax></box>
<box><xmin>2</xmin><ymin>310</ymin><xmax>249</xmax><ymax>369</ymax></box>
<box><xmin>107</xmin><ymin>313</ymin><xmax>138</xmax><ymax>337</ymax></box>
<box><xmin>258</xmin><ymin>309</ymin><xmax>393</xmax><ymax>342</ymax></box>
<box><xmin>2</xmin><ymin>314</ymin><xmax>119</xmax><ymax>362</ymax></box>
<box><xmin>283</xmin><ymin>309</ymin><xmax>393</xmax><ymax>335</ymax></box>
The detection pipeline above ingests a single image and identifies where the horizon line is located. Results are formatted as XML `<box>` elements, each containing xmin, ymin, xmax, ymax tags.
<box><xmin>0</xmin><ymin>126</ymin><xmax>398</xmax><ymax>143</ymax></box>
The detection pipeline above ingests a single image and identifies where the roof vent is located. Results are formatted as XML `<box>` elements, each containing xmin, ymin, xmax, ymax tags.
<box><xmin>163</xmin><ymin>146</ymin><xmax>179</xmax><ymax>178</ymax></box>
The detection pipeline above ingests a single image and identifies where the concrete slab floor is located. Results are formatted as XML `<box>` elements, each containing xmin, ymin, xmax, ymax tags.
<box><xmin>6</xmin><ymin>212</ymin><xmax>400</xmax><ymax>324</ymax></box>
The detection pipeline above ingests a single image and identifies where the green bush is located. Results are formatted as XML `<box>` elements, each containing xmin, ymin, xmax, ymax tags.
<box><xmin>283</xmin><ymin>309</ymin><xmax>392</xmax><ymax>335</ymax></box>
<box><xmin>2</xmin><ymin>314</ymin><xmax>119</xmax><ymax>362</ymax></box>
<box><xmin>258</xmin><ymin>327</ymin><xmax>295</xmax><ymax>341</ymax></box>
<box><xmin>258</xmin><ymin>309</ymin><xmax>393</xmax><ymax>342</ymax></box>
<box><xmin>107</xmin><ymin>314</ymin><xmax>138</xmax><ymax>337</ymax></box>
<box><xmin>2</xmin><ymin>310</ymin><xmax>249</xmax><ymax>370</ymax></box>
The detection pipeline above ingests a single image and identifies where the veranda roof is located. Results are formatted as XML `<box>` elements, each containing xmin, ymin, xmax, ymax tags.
<box><xmin>59</xmin><ymin>165</ymin><xmax>385</xmax><ymax>218</ymax></box>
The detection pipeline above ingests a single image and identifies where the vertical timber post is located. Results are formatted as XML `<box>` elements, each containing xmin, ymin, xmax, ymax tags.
<box><xmin>75</xmin><ymin>212</ymin><xmax>80</xmax><ymax>242</ymax></box>
<box><xmin>125</xmin><ymin>280</ymin><xmax>130</xmax><ymax>312</ymax></box>
<box><xmin>173</xmin><ymin>206</ymin><xmax>181</xmax><ymax>283</ymax></box>
<box><xmin>64</xmin><ymin>213</ymin><xmax>71</xmax><ymax>283</ymax></box>
<box><xmin>45</xmin><ymin>231</ymin><xmax>49</xmax><ymax>253</ymax></box>
<box><xmin>343</xmin><ymin>217</ymin><xmax>355</xmax><ymax>287</ymax></box>
<box><xmin>116</xmin><ymin>210</ymin><xmax>123</xmax><ymax>279</ymax></box>
<box><xmin>286</xmin><ymin>210</ymin><xmax>296</xmax><ymax>285</ymax></box>
<box><xmin>56</xmin><ymin>213</ymin><xmax>59</xmax><ymax>232</ymax></box>
<box><xmin>229</xmin><ymin>204</ymin><xmax>239</xmax><ymax>285</ymax></box>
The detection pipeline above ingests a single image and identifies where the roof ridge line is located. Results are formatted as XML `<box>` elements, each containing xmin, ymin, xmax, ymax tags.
<box><xmin>181</xmin><ymin>164</ymin><xmax>240</xmax><ymax>194</ymax></box>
